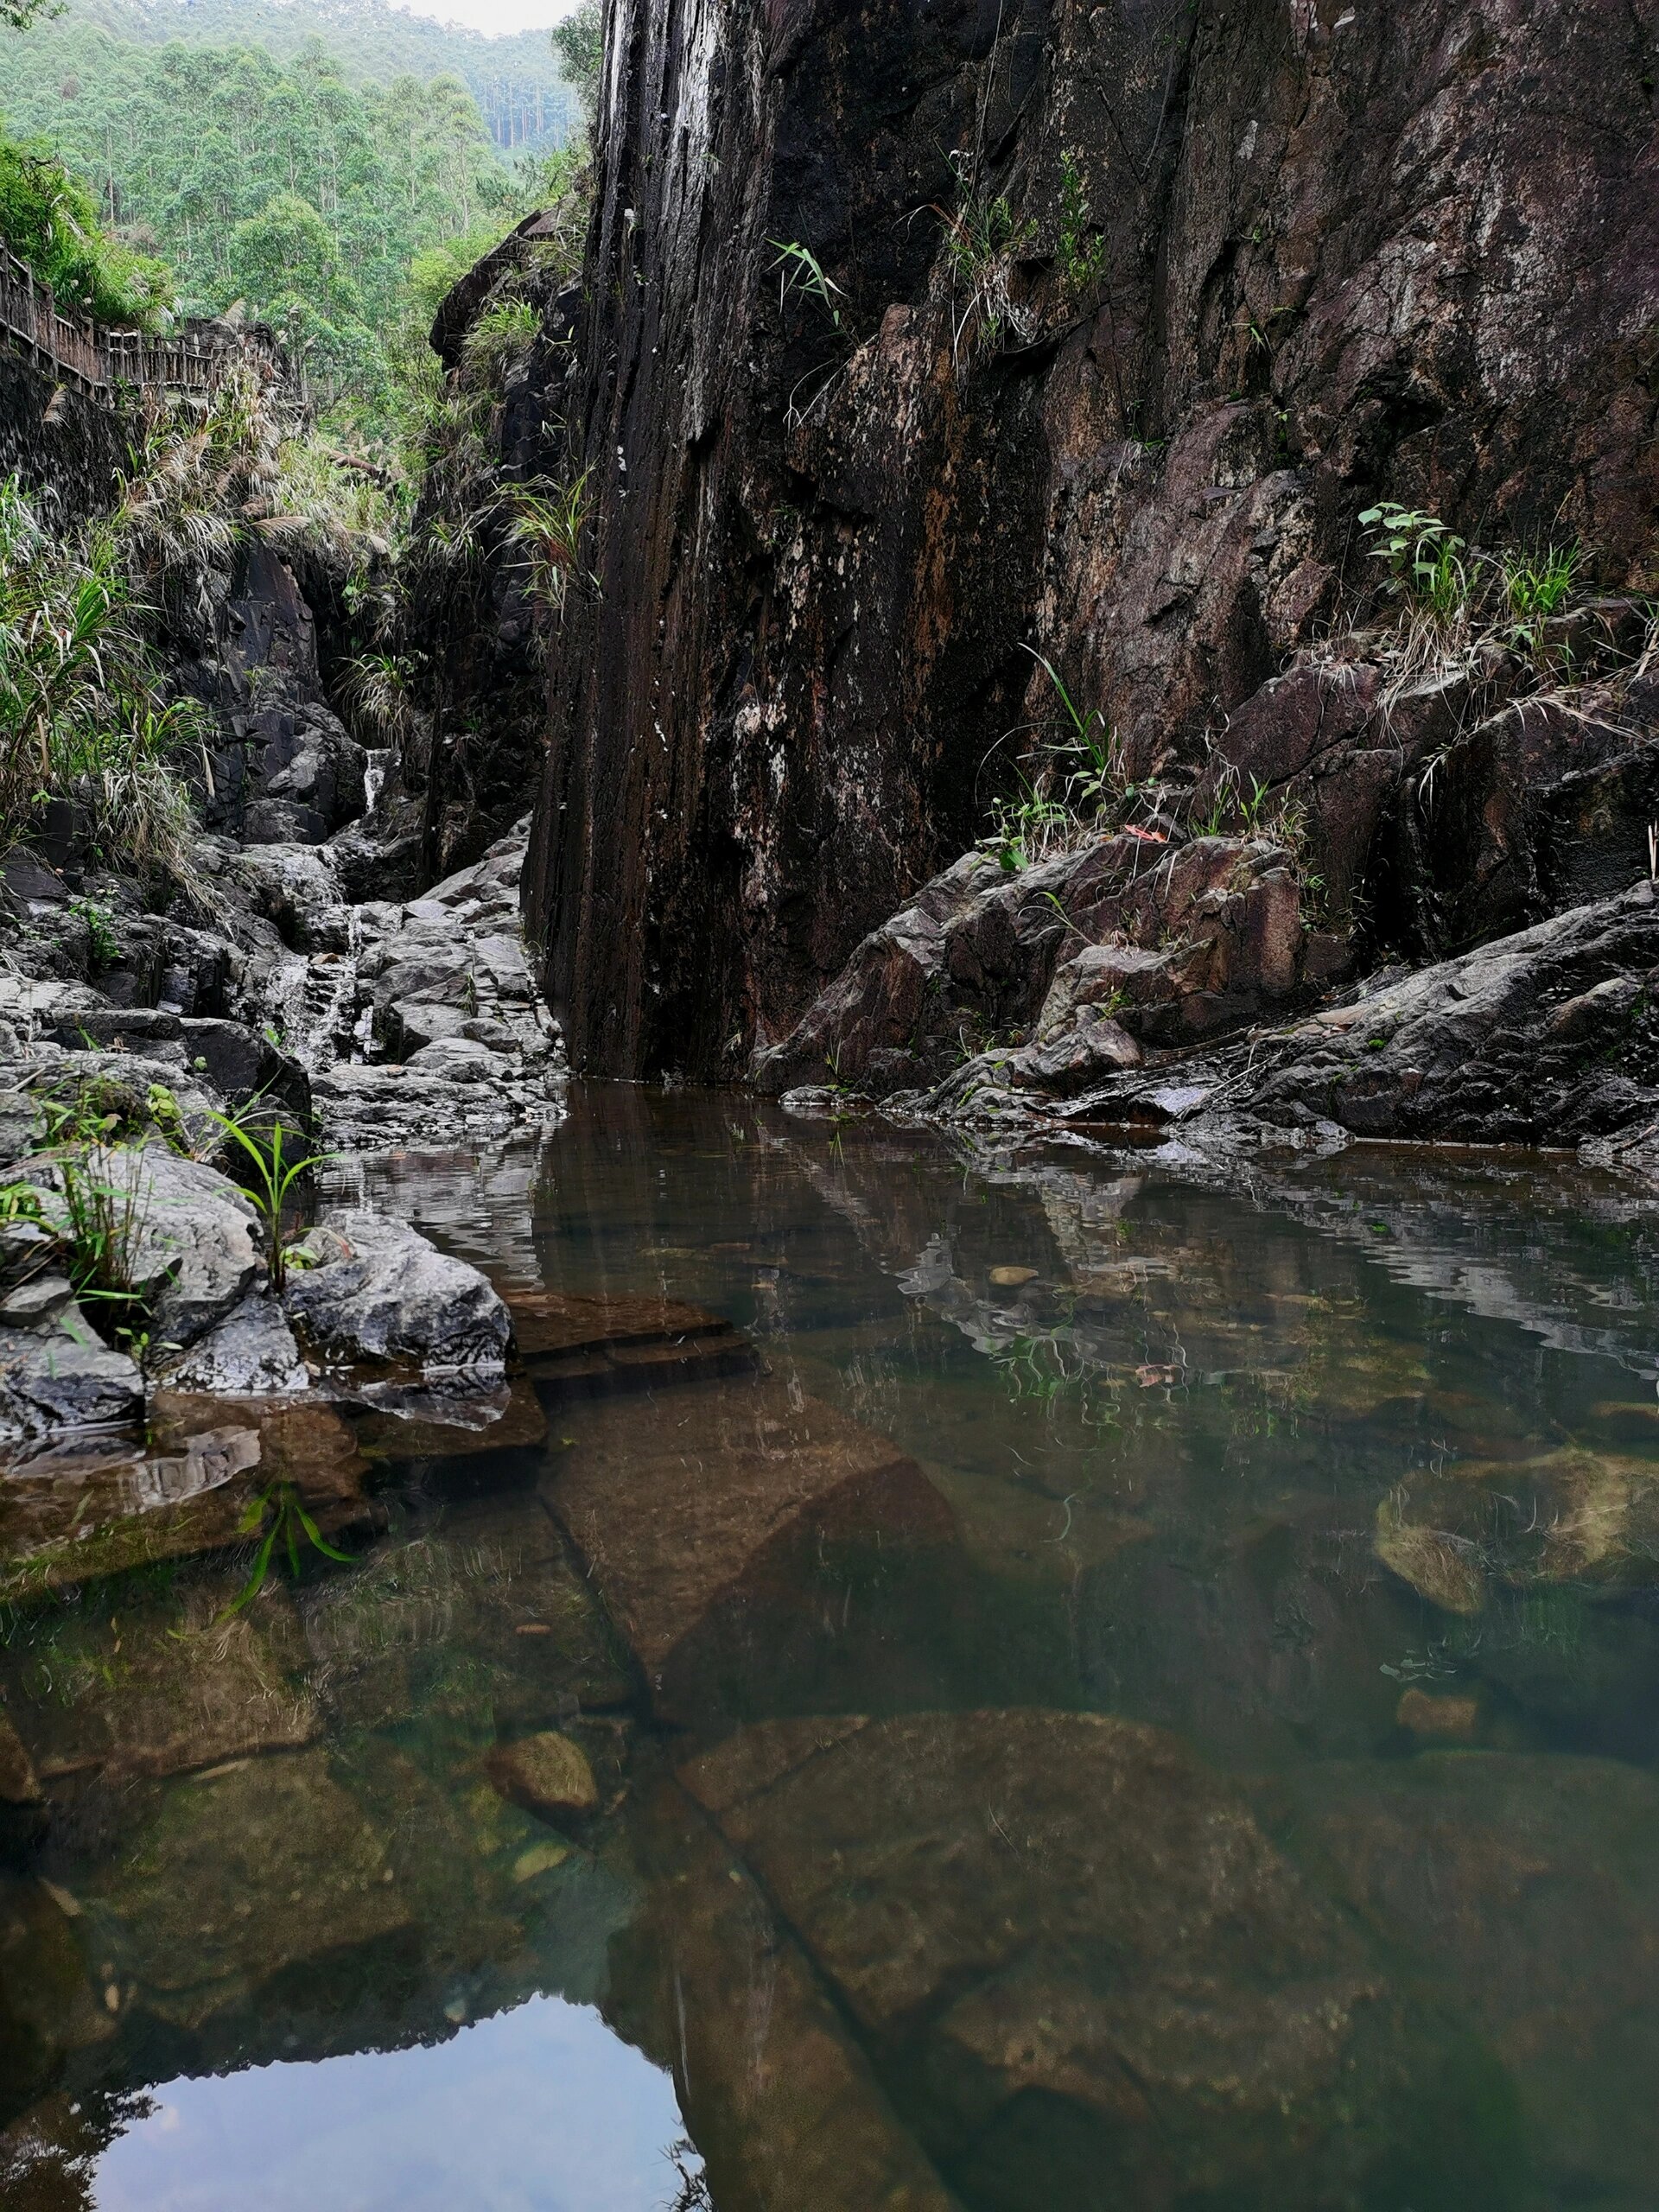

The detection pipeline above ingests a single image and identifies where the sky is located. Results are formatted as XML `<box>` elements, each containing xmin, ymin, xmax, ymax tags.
<box><xmin>391</xmin><ymin>0</ymin><xmax>576</xmax><ymax>30</ymax></box>
<box><xmin>93</xmin><ymin>1994</ymin><xmax>696</xmax><ymax>2212</ymax></box>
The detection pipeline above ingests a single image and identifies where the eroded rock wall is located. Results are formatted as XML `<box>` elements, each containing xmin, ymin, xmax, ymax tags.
<box><xmin>526</xmin><ymin>0</ymin><xmax>1658</xmax><ymax>1078</ymax></box>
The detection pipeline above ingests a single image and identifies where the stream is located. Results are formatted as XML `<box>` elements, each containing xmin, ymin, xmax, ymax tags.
<box><xmin>3</xmin><ymin>1085</ymin><xmax>1658</xmax><ymax>2210</ymax></box>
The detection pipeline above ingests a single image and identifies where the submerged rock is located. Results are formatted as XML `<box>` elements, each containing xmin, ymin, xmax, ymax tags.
<box><xmin>0</xmin><ymin>1571</ymin><xmax>318</xmax><ymax>1785</ymax></box>
<box><xmin>678</xmin><ymin>1709</ymin><xmax>1453</xmax><ymax>2207</ymax></box>
<box><xmin>618</xmin><ymin>1776</ymin><xmax>964</xmax><ymax>2212</ymax></box>
<box><xmin>485</xmin><ymin>1732</ymin><xmax>599</xmax><ymax>1823</ymax></box>
<box><xmin>79</xmin><ymin>1746</ymin><xmax>414</xmax><ymax>2032</ymax></box>
<box><xmin>0</xmin><ymin>1711</ymin><xmax>46</xmax><ymax>1861</ymax></box>
<box><xmin>283</xmin><ymin>1207</ymin><xmax>511</xmax><ymax>1372</ymax></box>
<box><xmin>1280</xmin><ymin>1751</ymin><xmax>1659</xmax><ymax>2207</ymax></box>
<box><xmin>543</xmin><ymin>1375</ymin><xmax>955</xmax><ymax>1719</ymax></box>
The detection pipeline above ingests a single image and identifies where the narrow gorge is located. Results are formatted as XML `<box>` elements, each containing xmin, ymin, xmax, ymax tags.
<box><xmin>2</xmin><ymin>2</ymin><xmax>1658</xmax><ymax>2208</ymax></box>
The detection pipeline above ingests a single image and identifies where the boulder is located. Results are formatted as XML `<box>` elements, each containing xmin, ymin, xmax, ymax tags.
<box><xmin>485</xmin><ymin>1732</ymin><xmax>600</xmax><ymax>1823</ymax></box>
<box><xmin>0</xmin><ymin>1293</ymin><xmax>143</xmax><ymax>1442</ymax></box>
<box><xmin>178</xmin><ymin>1017</ymin><xmax>310</xmax><ymax>1121</ymax></box>
<box><xmin>283</xmin><ymin>1207</ymin><xmax>511</xmax><ymax>1371</ymax></box>
<box><xmin>153</xmin><ymin>1289</ymin><xmax>308</xmax><ymax>1396</ymax></box>
<box><xmin>753</xmin><ymin>835</ymin><xmax>1317</xmax><ymax>1098</ymax></box>
<box><xmin>86</xmin><ymin>1144</ymin><xmax>264</xmax><ymax>1351</ymax></box>
<box><xmin>924</xmin><ymin>881</ymin><xmax>1659</xmax><ymax>1150</ymax></box>
<box><xmin>616</xmin><ymin>1776</ymin><xmax>964</xmax><ymax>2212</ymax></box>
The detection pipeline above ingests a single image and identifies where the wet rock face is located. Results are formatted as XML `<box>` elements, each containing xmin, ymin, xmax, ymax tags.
<box><xmin>527</xmin><ymin>0</ymin><xmax>1659</xmax><ymax>1081</ymax></box>
<box><xmin>918</xmin><ymin>880</ymin><xmax>1659</xmax><ymax>1153</ymax></box>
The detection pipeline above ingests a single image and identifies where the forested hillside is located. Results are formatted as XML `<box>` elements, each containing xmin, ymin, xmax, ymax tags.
<box><xmin>22</xmin><ymin>0</ymin><xmax>576</xmax><ymax>152</ymax></box>
<box><xmin>0</xmin><ymin>4</ymin><xmax>582</xmax><ymax>435</ymax></box>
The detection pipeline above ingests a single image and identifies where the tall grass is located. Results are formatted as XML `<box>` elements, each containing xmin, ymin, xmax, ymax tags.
<box><xmin>0</xmin><ymin>476</ymin><xmax>207</xmax><ymax>893</ymax></box>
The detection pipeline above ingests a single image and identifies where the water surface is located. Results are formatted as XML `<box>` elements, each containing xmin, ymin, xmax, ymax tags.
<box><xmin>3</xmin><ymin>1085</ymin><xmax>1658</xmax><ymax>2210</ymax></box>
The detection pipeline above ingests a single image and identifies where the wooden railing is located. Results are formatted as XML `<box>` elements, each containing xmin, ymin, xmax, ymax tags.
<box><xmin>0</xmin><ymin>245</ymin><xmax>267</xmax><ymax>398</ymax></box>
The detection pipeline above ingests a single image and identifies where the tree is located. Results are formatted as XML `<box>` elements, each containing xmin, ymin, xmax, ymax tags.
<box><xmin>1</xmin><ymin>0</ymin><xmax>61</xmax><ymax>29</ymax></box>
<box><xmin>551</xmin><ymin>2</ymin><xmax>602</xmax><ymax>120</ymax></box>
<box><xmin>230</xmin><ymin>190</ymin><xmax>360</xmax><ymax>325</ymax></box>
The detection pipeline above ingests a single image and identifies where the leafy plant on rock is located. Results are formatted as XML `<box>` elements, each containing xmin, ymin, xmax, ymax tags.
<box><xmin>1359</xmin><ymin>502</ymin><xmax>1469</xmax><ymax>620</ymax></box>
<box><xmin>506</xmin><ymin>472</ymin><xmax>594</xmax><ymax>616</ymax></box>
<box><xmin>206</xmin><ymin>1110</ymin><xmax>327</xmax><ymax>1291</ymax></box>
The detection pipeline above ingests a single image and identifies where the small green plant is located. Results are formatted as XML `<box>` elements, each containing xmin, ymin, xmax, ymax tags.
<box><xmin>55</xmin><ymin>1147</ymin><xmax>156</xmax><ymax>1350</ymax></box>
<box><xmin>980</xmin><ymin>652</ymin><xmax>1139</xmax><ymax>869</ymax></box>
<box><xmin>1359</xmin><ymin>502</ymin><xmax>1468</xmax><ymax>620</ymax></box>
<box><xmin>221</xmin><ymin>1483</ymin><xmax>353</xmax><ymax>1618</ymax></box>
<box><xmin>1056</xmin><ymin>153</ymin><xmax>1109</xmax><ymax>299</ymax></box>
<box><xmin>206</xmin><ymin>1111</ymin><xmax>327</xmax><ymax>1290</ymax></box>
<box><xmin>936</xmin><ymin>156</ymin><xmax>1036</xmax><ymax>361</ymax></box>
<box><xmin>339</xmin><ymin>652</ymin><xmax>417</xmax><ymax>746</ymax></box>
<box><xmin>768</xmin><ymin>239</ymin><xmax>845</xmax><ymax>330</ymax></box>
<box><xmin>1502</xmin><ymin>542</ymin><xmax>1582</xmax><ymax>650</ymax></box>
<box><xmin>67</xmin><ymin>896</ymin><xmax>121</xmax><ymax>968</ymax></box>
<box><xmin>505</xmin><ymin>472</ymin><xmax>594</xmax><ymax>616</ymax></box>
<box><xmin>460</xmin><ymin>297</ymin><xmax>542</xmax><ymax>388</ymax></box>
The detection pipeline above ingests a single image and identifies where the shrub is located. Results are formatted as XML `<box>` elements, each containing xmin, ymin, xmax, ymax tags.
<box><xmin>0</xmin><ymin>131</ymin><xmax>172</xmax><ymax>326</ymax></box>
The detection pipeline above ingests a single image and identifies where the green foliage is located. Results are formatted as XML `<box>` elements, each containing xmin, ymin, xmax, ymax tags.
<box><xmin>221</xmin><ymin>1482</ymin><xmax>353</xmax><ymax>1618</ymax></box>
<box><xmin>982</xmin><ymin>652</ymin><xmax>1141</xmax><ymax>871</ymax></box>
<box><xmin>1</xmin><ymin>26</ymin><xmax>541</xmax><ymax>431</ymax></box>
<box><xmin>0</xmin><ymin>474</ymin><xmax>207</xmax><ymax>890</ymax></box>
<box><xmin>67</xmin><ymin>893</ymin><xmax>118</xmax><ymax>965</ymax></box>
<box><xmin>506</xmin><ymin>471</ymin><xmax>593</xmax><ymax>616</ymax></box>
<box><xmin>206</xmin><ymin>1110</ymin><xmax>327</xmax><ymax>1290</ymax></box>
<box><xmin>0</xmin><ymin>130</ymin><xmax>171</xmax><ymax>322</ymax></box>
<box><xmin>339</xmin><ymin>649</ymin><xmax>415</xmax><ymax>744</ymax></box>
<box><xmin>938</xmin><ymin>155</ymin><xmax>1035</xmax><ymax>360</ymax></box>
<box><xmin>769</xmin><ymin>238</ymin><xmax>844</xmax><ymax>331</ymax></box>
<box><xmin>1359</xmin><ymin>502</ymin><xmax>1469</xmax><ymax>620</ymax></box>
<box><xmin>1056</xmin><ymin>151</ymin><xmax>1108</xmax><ymax>299</ymax></box>
<box><xmin>13</xmin><ymin>0</ymin><xmax>577</xmax><ymax>154</ymax></box>
<box><xmin>1</xmin><ymin>0</ymin><xmax>60</xmax><ymax>30</ymax></box>
<box><xmin>551</xmin><ymin>0</ymin><xmax>603</xmax><ymax>119</ymax></box>
<box><xmin>1502</xmin><ymin>542</ymin><xmax>1582</xmax><ymax>648</ymax></box>
<box><xmin>459</xmin><ymin>296</ymin><xmax>541</xmax><ymax>386</ymax></box>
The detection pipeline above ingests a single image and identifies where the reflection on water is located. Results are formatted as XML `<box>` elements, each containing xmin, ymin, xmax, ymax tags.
<box><xmin>3</xmin><ymin>1084</ymin><xmax>1659</xmax><ymax>2211</ymax></box>
<box><xmin>82</xmin><ymin>1996</ymin><xmax>690</xmax><ymax>2212</ymax></box>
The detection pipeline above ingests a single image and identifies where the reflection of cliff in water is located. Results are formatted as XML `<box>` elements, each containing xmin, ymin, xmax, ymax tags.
<box><xmin>3</xmin><ymin>1090</ymin><xmax>1659</xmax><ymax>2210</ymax></box>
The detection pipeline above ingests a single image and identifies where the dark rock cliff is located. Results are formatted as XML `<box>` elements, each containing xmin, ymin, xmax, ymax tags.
<box><xmin>525</xmin><ymin>0</ymin><xmax>1658</xmax><ymax>1081</ymax></box>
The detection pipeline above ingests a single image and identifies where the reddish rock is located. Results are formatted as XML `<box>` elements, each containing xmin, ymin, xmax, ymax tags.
<box><xmin>526</xmin><ymin>0</ymin><xmax>1659</xmax><ymax>1082</ymax></box>
<box><xmin>541</xmin><ymin>1377</ymin><xmax>956</xmax><ymax>1719</ymax></box>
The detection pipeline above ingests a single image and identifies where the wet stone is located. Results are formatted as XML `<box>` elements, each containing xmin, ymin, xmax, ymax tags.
<box><xmin>79</xmin><ymin>1746</ymin><xmax>414</xmax><ymax>2034</ymax></box>
<box><xmin>283</xmin><ymin>1207</ymin><xmax>512</xmax><ymax>1372</ymax></box>
<box><xmin>543</xmin><ymin>1376</ymin><xmax>956</xmax><ymax>1719</ymax></box>
<box><xmin>679</xmin><ymin>1709</ymin><xmax>1435</xmax><ymax>2207</ymax></box>
<box><xmin>484</xmin><ymin>1731</ymin><xmax>599</xmax><ymax>1823</ymax></box>
<box><xmin>510</xmin><ymin>1287</ymin><xmax>758</xmax><ymax>1397</ymax></box>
